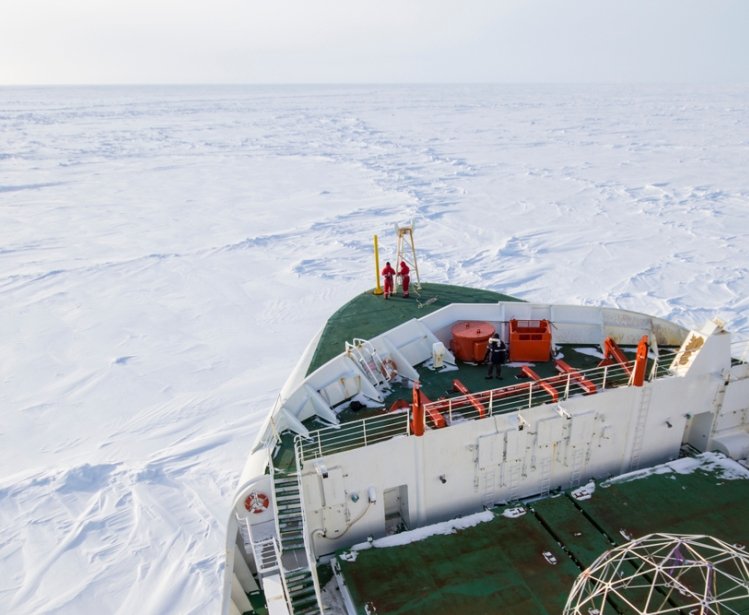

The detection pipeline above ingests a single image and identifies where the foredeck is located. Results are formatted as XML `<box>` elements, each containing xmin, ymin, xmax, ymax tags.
<box><xmin>306</xmin><ymin>283</ymin><xmax>521</xmax><ymax>375</ymax></box>
<box><xmin>332</xmin><ymin>453</ymin><xmax>749</xmax><ymax>614</ymax></box>
<box><xmin>274</xmin><ymin>283</ymin><xmax>521</xmax><ymax>470</ymax></box>
<box><xmin>275</xmin><ymin>281</ymin><xmax>667</xmax><ymax>470</ymax></box>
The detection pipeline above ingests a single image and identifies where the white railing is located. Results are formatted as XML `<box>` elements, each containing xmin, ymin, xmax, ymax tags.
<box><xmin>251</xmin><ymin>535</ymin><xmax>280</xmax><ymax>574</ymax></box>
<box><xmin>428</xmin><ymin>350</ymin><xmax>681</xmax><ymax>424</ymax></box>
<box><xmin>296</xmin><ymin>409</ymin><xmax>410</xmax><ymax>462</ymax></box>
<box><xmin>293</xmin><ymin>349</ymin><xmax>681</xmax><ymax>462</ymax></box>
<box><xmin>276</xmin><ymin>535</ymin><xmax>293</xmax><ymax>613</ymax></box>
<box><xmin>293</xmin><ymin>438</ymin><xmax>324</xmax><ymax>613</ymax></box>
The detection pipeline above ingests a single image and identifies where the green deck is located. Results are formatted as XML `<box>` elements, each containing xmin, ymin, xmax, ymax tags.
<box><xmin>391</xmin><ymin>343</ymin><xmax>610</xmax><ymax>408</ymax></box>
<box><xmin>307</xmin><ymin>283</ymin><xmax>521</xmax><ymax>375</ymax></box>
<box><xmin>304</xmin><ymin>281</ymin><xmax>638</xmax><ymax>413</ymax></box>
<box><xmin>333</xmin><ymin>454</ymin><xmax>749</xmax><ymax>614</ymax></box>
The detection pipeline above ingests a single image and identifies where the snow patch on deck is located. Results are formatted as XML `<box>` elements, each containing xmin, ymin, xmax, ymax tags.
<box><xmin>574</xmin><ymin>347</ymin><xmax>606</xmax><ymax>359</ymax></box>
<box><xmin>571</xmin><ymin>480</ymin><xmax>596</xmax><ymax>501</ymax></box>
<box><xmin>348</xmin><ymin>510</ymin><xmax>495</xmax><ymax>553</ymax></box>
<box><xmin>605</xmin><ymin>452</ymin><xmax>749</xmax><ymax>486</ymax></box>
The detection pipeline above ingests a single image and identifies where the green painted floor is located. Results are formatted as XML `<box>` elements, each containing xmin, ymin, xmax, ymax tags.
<box><xmin>333</xmin><ymin>455</ymin><xmax>749</xmax><ymax>614</ymax></box>
<box><xmin>306</xmin><ymin>283</ymin><xmax>521</xmax><ymax>375</ymax></box>
<box><xmin>336</xmin><ymin>511</ymin><xmax>579</xmax><ymax>615</ymax></box>
<box><xmin>305</xmin><ymin>279</ymin><xmax>641</xmax><ymax>418</ymax></box>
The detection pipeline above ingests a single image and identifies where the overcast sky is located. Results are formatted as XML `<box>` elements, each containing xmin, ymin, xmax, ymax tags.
<box><xmin>2</xmin><ymin>0</ymin><xmax>748</xmax><ymax>85</ymax></box>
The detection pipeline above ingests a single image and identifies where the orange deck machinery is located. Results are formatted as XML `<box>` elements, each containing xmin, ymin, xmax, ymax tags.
<box><xmin>509</xmin><ymin>319</ymin><xmax>552</xmax><ymax>362</ymax></box>
<box><xmin>450</xmin><ymin>321</ymin><xmax>495</xmax><ymax>363</ymax></box>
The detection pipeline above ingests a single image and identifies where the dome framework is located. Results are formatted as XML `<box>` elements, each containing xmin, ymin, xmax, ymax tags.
<box><xmin>564</xmin><ymin>533</ymin><xmax>749</xmax><ymax>614</ymax></box>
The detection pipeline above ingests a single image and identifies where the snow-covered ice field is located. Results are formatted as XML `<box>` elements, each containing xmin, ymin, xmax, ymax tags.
<box><xmin>1</xmin><ymin>84</ymin><xmax>748</xmax><ymax>613</ymax></box>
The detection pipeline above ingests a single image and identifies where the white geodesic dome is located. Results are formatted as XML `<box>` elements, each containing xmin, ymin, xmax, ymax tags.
<box><xmin>564</xmin><ymin>533</ymin><xmax>749</xmax><ymax>614</ymax></box>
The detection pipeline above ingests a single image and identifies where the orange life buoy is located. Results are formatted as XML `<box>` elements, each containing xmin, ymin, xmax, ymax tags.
<box><xmin>380</xmin><ymin>358</ymin><xmax>398</xmax><ymax>381</ymax></box>
<box><xmin>244</xmin><ymin>491</ymin><xmax>270</xmax><ymax>514</ymax></box>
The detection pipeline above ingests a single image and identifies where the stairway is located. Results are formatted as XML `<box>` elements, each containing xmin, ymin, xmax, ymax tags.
<box><xmin>283</xmin><ymin>568</ymin><xmax>319</xmax><ymax>615</ymax></box>
<box><xmin>273</xmin><ymin>472</ymin><xmax>321</xmax><ymax>614</ymax></box>
<box><xmin>275</xmin><ymin>473</ymin><xmax>305</xmax><ymax>552</ymax></box>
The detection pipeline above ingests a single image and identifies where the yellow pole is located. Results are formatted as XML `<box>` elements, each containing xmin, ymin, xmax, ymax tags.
<box><xmin>373</xmin><ymin>234</ymin><xmax>383</xmax><ymax>295</ymax></box>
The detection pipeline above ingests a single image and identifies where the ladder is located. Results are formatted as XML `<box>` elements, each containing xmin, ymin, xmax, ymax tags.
<box><xmin>345</xmin><ymin>338</ymin><xmax>392</xmax><ymax>389</ymax></box>
<box><xmin>569</xmin><ymin>448</ymin><xmax>586</xmax><ymax>489</ymax></box>
<box><xmin>480</xmin><ymin>469</ymin><xmax>496</xmax><ymax>508</ymax></box>
<box><xmin>538</xmin><ymin>456</ymin><xmax>553</xmax><ymax>499</ymax></box>
<box><xmin>627</xmin><ymin>384</ymin><xmax>653</xmax><ymax>472</ymax></box>
<box><xmin>504</xmin><ymin>463</ymin><xmax>524</xmax><ymax>503</ymax></box>
<box><xmin>706</xmin><ymin>372</ymin><xmax>730</xmax><ymax>446</ymax></box>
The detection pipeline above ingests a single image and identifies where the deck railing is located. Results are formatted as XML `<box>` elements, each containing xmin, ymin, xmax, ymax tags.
<box><xmin>431</xmin><ymin>363</ymin><xmax>622</xmax><ymax>424</ymax></box>
<box><xmin>431</xmin><ymin>349</ymin><xmax>682</xmax><ymax>423</ymax></box>
<box><xmin>296</xmin><ymin>348</ymin><xmax>683</xmax><ymax>462</ymax></box>
<box><xmin>251</xmin><ymin>535</ymin><xmax>280</xmax><ymax>574</ymax></box>
<box><xmin>296</xmin><ymin>409</ymin><xmax>410</xmax><ymax>462</ymax></box>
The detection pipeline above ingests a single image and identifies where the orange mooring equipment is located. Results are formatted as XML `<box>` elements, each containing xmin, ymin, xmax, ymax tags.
<box><xmin>509</xmin><ymin>319</ymin><xmax>552</xmax><ymax>362</ymax></box>
<box><xmin>451</xmin><ymin>379</ymin><xmax>487</xmax><ymax>418</ymax></box>
<box><xmin>632</xmin><ymin>335</ymin><xmax>649</xmax><ymax>387</ymax></box>
<box><xmin>411</xmin><ymin>382</ymin><xmax>426</xmax><ymax>435</ymax></box>
<box><xmin>450</xmin><ymin>321</ymin><xmax>495</xmax><ymax>362</ymax></box>
<box><xmin>520</xmin><ymin>366</ymin><xmax>560</xmax><ymax>402</ymax></box>
<box><xmin>419</xmin><ymin>391</ymin><xmax>447</xmax><ymax>429</ymax></box>
<box><xmin>597</xmin><ymin>336</ymin><xmax>650</xmax><ymax>387</ymax></box>
<box><xmin>555</xmin><ymin>359</ymin><xmax>597</xmax><ymax>395</ymax></box>
<box><xmin>393</xmin><ymin>394</ymin><xmax>446</xmax><ymax>429</ymax></box>
<box><xmin>598</xmin><ymin>337</ymin><xmax>633</xmax><ymax>375</ymax></box>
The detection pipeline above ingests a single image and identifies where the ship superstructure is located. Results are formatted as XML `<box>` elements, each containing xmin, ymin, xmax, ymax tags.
<box><xmin>222</xmin><ymin>283</ymin><xmax>749</xmax><ymax>615</ymax></box>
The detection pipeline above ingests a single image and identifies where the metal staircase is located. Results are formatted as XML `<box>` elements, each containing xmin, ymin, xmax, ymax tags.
<box><xmin>272</xmin><ymin>470</ymin><xmax>321</xmax><ymax>614</ymax></box>
<box><xmin>344</xmin><ymin>338</ymin><xmax>393</xmax><ymax>389</ymax></box>
<box><xmin>283</xmin><ymin>568</ymin><xmax>319</xmax><ymax>615</ymax></box>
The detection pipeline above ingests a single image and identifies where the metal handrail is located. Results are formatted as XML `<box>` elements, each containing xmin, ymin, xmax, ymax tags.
<box><xmin>274</xmin><ymin>535</ymin><xmax>294</xmax><ymax>613</ymax></box>
<box><xmin>293</xmin><ymin>438</ymin><xmax>324</xmax><ymax>613</ymax></box>
<box><xmin>251</xmin><ymin>535</ymin><xmax>279</xmax><ymax>573</ymax></box>
<box><xmin>428</xmin><ymin>349</ymin><xmax>681</xmax><ymax>423</ymax></box>
<box><xmin>295</xmin><ymin>349</ymin><xmax>682</xmax><ymax>462</ymax></box>
<box><xmin>297</xmin><ymin>409</ymin><xmax>410</xmax><ymax>462</ymax></box>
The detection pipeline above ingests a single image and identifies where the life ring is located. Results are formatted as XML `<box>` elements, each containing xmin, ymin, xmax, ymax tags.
<box><xmin>380</xmin><ymin>358</ymin><xmax>398</xmax><ymax>381</ymax></box>
<box><xmin>244</xmin><ymin>491</ymin><xmax>270</xmax><ymax>514</ymax></box>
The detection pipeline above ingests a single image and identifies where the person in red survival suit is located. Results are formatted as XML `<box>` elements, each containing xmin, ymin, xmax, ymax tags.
<box><xmin>399</xmin><ymin>261</ymin><xmax>410</xmax><ymax>297</ymax></box>
<box><xmin>382</xmin><ymin>261</ymin><xmax>396</xmax><ymax>299</ymax></box>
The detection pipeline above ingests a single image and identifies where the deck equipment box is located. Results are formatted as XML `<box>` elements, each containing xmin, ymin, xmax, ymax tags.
<box><xmin>509</xmin><ymin>319</ymin><xmax>551</xmax><ymax>362</ymax></box>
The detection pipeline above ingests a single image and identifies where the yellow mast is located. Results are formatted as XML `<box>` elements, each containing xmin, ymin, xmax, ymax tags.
<box><xmin>372</xmin><ymin>234</ymin><xmax>384</xmax><ymax>295</ymax></box>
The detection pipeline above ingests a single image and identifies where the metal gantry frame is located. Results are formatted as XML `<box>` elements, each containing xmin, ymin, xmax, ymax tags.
<box><xmin>393</xmin><ymin>221</ymin><xmax>421</xmax><ymax>294</ymax></box>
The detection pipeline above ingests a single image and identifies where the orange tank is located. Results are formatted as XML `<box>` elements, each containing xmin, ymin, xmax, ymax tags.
<box><xmin>450</xmin><ymin>321</ymin><xmax>496</xmax><ymax>363</ymax></box>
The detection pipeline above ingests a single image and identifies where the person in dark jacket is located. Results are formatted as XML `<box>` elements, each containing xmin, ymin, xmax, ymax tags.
<box><xmin>484</xmin><ymin>334</ymin><xmax>507</xmax><ymax>379</ymax></box>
